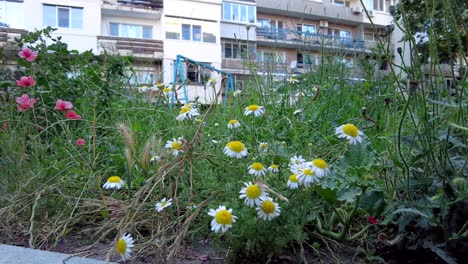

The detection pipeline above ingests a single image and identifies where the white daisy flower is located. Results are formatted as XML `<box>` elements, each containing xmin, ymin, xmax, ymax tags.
<box><xmin>287</xmin><ymin>174</ymin><xmax>300</xmax><ymax>189</ymax></box>
<box><xmin>165</xmin><ymin>137</ymin><xmax>183</xmax><ymax>156</ymax></box>
<box><xmin>103</xmin><ymin>176</ymin><xmax>125</xmax><ymax>189</ymax></box>
<box><xmin>248</xmin><ymin>162</ymin><xmax>267</xmax><ymax>177</ymax></box>
<box><xmin>239</xmin><ymin>182</ymin><xmax>268</xmax><ymax>207</ymax></box>
<box><xmin>163</xmin><ymin>87</ymin><xmax>172</xmax><ymax>97</ymax></box>
<box><xmin>244</xmin><ymin>104</ymin><xmax>265</xmax><ymax>117</ymax></box>
<box><xmin>155</xmin><ymin>197</ymin><xmax>172</xmax><ymax>212</ymax></box>
<box><xmin>233</xmin><ymin>90</ymin><xmax>242</xmax><ymax>97</ymax></box>
<box><xmin>256</xmin><ymin>197</ymin><xmax>281</xmax><ymax>221</ymax></box>
<box><xmin>268</xmin><ymin>164</ymin><xmax>279</xmax><ymax>173</ymax></box>
<box><xmin>224</xmin><ymin>141</ymin><xmax>248</xmax><ymax>158</ymax></box>
<box><xmin>258</xmin><ymin>142</ymin><xmax>268</xmax><ymax>152</ymax></box>
<box><xmin>208</xmin><ymin>205</ymin><xmax>237</xmax><ymax>233</ymax></box>
<box><xmin>227</xmin><ymin>119</ymin><xmax>241</xmax><ymax>129</ymax></box>
<box><xmin>289</xmin><ymin>155</ymin><xmax>306</xmax><ymax>167</ymax></box>
<box><xmin>311</xmin><ymin>158</ymin><xmax>330</xmax><ymax>177</ymax></box>
<box><xmin>335</xmin><ymin>124</ymin><xmax>364</xmax><ymax>144</ymax></box>
<box><xmin>295</xmin><ymin>162</ymin><xmax>321</xmax><ymax>187</ymax></box>
<box><xmin>150</xmin><ymin>155</ymin><xmax>161</xmax><ymax>162</ymax></box>
<box><xmin>288</xmin><ymin>77</ymin><xmax>299</xmax><ymax>84</ymax></box>
<box><xmin>176</xmin><ymin>106</ymin><xmax>199</xmax><ymax>121</ymax></box>
<box><xmin>293</xmin><ymin>109</ymin><xmax>303</xmax><ymax>115</ymax></box>
<box><xmin>115</xmin><ymin>233</ymin><xmax>134</xmax><ymax>260</ymax></box>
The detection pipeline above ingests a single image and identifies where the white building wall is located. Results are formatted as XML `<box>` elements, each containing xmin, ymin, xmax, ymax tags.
<box><xmin>23</xmin><ymin>0</ymin><xmax>101</xmax><ymax>53</ymax></box>
<box><xmin>162</xmin><ymin>0</ymin><xmax>223</xmax><ymax>103</ymax></box>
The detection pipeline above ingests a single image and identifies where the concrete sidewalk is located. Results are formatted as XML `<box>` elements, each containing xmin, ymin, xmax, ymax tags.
<box><xmin>0</xmin><ymin>244</ymin><xmax>117</xmax><ymax>264</ymax></box>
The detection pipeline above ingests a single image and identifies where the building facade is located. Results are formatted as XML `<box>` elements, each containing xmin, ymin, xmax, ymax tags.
<box><xmin>1</xmin><ymin>0</ymin><xmax>398</xmax><ymax>102</ymax></box>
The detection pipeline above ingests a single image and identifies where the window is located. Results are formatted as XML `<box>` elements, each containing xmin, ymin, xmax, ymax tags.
<box><xmin>43</xmin><ymin>4</ymin><xmax>83</xmax><ymax>29</ymax></box>
<box><xmin>333</xmin><ymin>0</ymin><xmax>350</xmax><ymax>7</ymax></box>
<box><xmin>193</xmin><ymin>25</ymin><xmax>201</xmax><ymax>41</ymax></box>
<box><xmin>186</xmin><ymin>63</ymin><xmax>211</xmax><ymax>83</ymax></box>
<box><xmin>182</xmin><ymin>24</ymin><xmax>191</xmax><ymax>40</ymax></box>
<box><xmin>336</xmin><ymin>57</ymin><xmax>353</xmax><ymax>67</ymax></box>
<box><xmin>223</xmin><ymin>41</ymin><xmax>255</xmax><ymax>59</ymax></box>
<box><xmin>297</xmin><ymin>53</ymin><xmax>318</xmax><ymax>67</ymax></box>
<box><xmin>373</xmin><ymin>0</ymin><xmax>384</xmax><ymax>11</ymax></box>
<box><xmin>222</xmin><ymin>2</ymin><xmax>256</xmax><ymax>24</ymax></box>
<box><xmin>166</xmin><ymin>22</ymin><xmax>216</xmax><ymax>43</ymax></box>
<box><xmin>110</xmin><ymin>23</ymin><xmax>152</xmax><ymax>39</ymax></box>
<box><xmin>257</xmin><ymin>51</ymin><xmax>286</xmax><ymax>64</ymax></box>
<box><xmin>1</xmin><ymin>0</ymin><xmax>24</xmax><ymax>28</ymax></box>
<box><xmin>129</xmin><ymin>70</ymin><xmax>155</xmax><ymax>85</ymax></box>
<box><xmin>297</xmin><ymin>24</ymin><xmax>316</xmax><ymax>36</ymax></box>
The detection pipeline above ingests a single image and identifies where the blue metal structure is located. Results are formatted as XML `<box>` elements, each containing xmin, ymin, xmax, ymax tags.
<box><xmin>171</xmin><ymin>55</ymin><xmax>235</xmax><ymax>107</ymax></box>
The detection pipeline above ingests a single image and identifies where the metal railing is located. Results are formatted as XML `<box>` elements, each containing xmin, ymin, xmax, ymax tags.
<box><xmin>256</xmin><ymin>27</ymin><xmax>370</xmax><ymax>50</ymax></box>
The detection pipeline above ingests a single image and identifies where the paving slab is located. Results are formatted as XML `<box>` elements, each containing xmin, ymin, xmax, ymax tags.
<box><xmin>0</xmin><ymin>244</ymin><xmax>117</xmax><ymax>264</ymax></box>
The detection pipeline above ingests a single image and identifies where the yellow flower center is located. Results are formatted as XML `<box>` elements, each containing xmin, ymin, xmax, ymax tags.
<box><xmin>108</xmin><ymin>176</ymin><xmax>121</xmax><ymax>183</ymax></box>
<box><xmin>226</xmin><ymin>141</ymin><xmax>245</xmax><ymax>153</ymax></box>
<box><xmin>261</xmin><ymin>200</ymin><xmax>276</xmax><ymax>214</ymax></box>
<box><xmin>161</xmin><ymin>201</ymin><xmax>167</xmax><ymax>207</ymax></box>
<box><xmin>116</xmin><ymin>239</ymin><xmax>127</xmax><ymax>254</ymax></box>
<box><xmin>303</xmin><ymin>168</ymin><xmax>315</xmax><ymax>176</ymax></box>
<box><xmin>215</xmin><ymin>209</ymin><xmax>233</xmax><ymax>225</ymax></box>
<box><xmin>171</xmin><ymin>141</ymin><xmax>182</xmax><ymax>150</ymax></box>
<box><xmin>251</xmin><ymin>162</ymin><xmax>264</xmax><ymax>171</ymax></box>
<box><xmin>313</xmin><ymin>159</ymin><xmax>328</xmax><ymax>169</ymax></box>
<box><xmin>247</xmin><ymin>104</ymin><xmax>259</xmax><ymax>111</ymax></box>
<box><xmin>228</xmin><ymin>119</ymin><xmax>238</xmax><ymax>125</ymax></box>
<box><xmin>259</xmin><ymin>143</ymin><xmax>267</xmax><ymax>149</ymax></box>
<box><xmin>343</xmin><ymin>124</ymin><xmax>358</xmax><ymax>137</ymax></box>
<box><xmin>245</xmin><ymin>185</ymin><xmax>261</xmax><ymax>199</ymax></box>
<box><xmin>179</xmin><ymin>107</ymin><xmax>191</xmax><ymax>114</ymax></box>
<box><xmin>163</xmin><ymin>87</ymin><xmax>171</xmax><ymax>92</ymax></box>
<box><xmin>270</xmin><ymin>164</ymin><xmax>278</xmax><ymax>169</ymax></box>
<box><xmin>289</xmin><ymin>174</ymin><xmax>298</xmax><ymax>183</ymax></box>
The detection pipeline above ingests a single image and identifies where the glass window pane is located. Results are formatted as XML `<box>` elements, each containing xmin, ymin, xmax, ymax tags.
<box><xmin>240</xmin><ymin>5</ymin><xmax>247</xmax><ymax>22</ymax></box>
<box><xmin>182</xmin><ymin>24</ymin><xmax>191</xmax><ymax>40</ymax></box>
<box><xmin>232</xmin><ymin>4</ymin><xmax>238</xmax><ymax>21</ymax></box>
<box><xmin>223</xmin><ymin>2</ymin><xmax>231</xmax><ymax>21</ymax></box>
<box><xmin>143</xmin><ymin>26</ymin><xmax>152</xmax><ymax>39</ymax></box>
<box><xmin>71</xmin><ymin>8</ymin><xmax>83</xmax><ymax>29</ymax></box>
<box><xmin>248</xmin><ymin>6</ymin><xmax>255</xmax><ymax>23</ymax></box>
<box><xmin>43</xmin><ymin>5</ymin><xmax>56</xmax><ymax>27</ymax></box>
<box><xmin>224</xmin><ymin>43</ymin><xmax>232</xmax><ymax>58</ymax></box>
<box><xmin>166</xmin><ymin>32</ymin><xmax>180</xmax><ymax>39</ymax></box>
<box><xmin>192</xmin><ymin>25</ymin><xmax>201</xmax><ymax>41</ymax></box>
<box><xmin>58</xmin><ymin>7</ymin><xmax>69</xmax><ymax>28</ymax></box>
<box><xmin>121</xmin><ymin>24</ymin><xmax>141</xmax><ymax>38</ymax></box>
<box><xmin>203</xmin><ymin>32</ymin><xmax>216</xmax><ymax>43</ymax></box>
<box><xmin>233</xmin><ymin>44</ymin><xmax>239</xmax><ymax>58</ymax></box>
<box><xmin>110</xmin><ymin>22</ymin><xmax>119</xmax><ymax>36</ymax></box>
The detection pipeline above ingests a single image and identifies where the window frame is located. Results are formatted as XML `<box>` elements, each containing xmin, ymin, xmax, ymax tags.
<box><xmin>43</xmin><ymin>4</ymin><xmax>83</xmax><ymax>29</ymax></box>
<box><xmin>222</xmin><ymin>1</ymin><xmax>256</xmax><ymax>24</ymax></box>
<box><xmin>109</xmin><ymin>22</ymin><xmax>153</xmax><ymax>39</ymax></box>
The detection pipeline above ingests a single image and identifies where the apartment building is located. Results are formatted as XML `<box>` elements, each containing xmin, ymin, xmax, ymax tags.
<box><xmin>250</xmin><ymin>0</ymin><xmax>395</xmax><ymax>78</ymax></box>
<box><xmin>1</xmin><ymin>0</ymin><xmax>399</xmax><ymax>101</ymax></box>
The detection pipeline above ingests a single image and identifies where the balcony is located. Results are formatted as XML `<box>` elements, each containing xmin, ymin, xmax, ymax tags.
<box><xmin>256</xmin><ymin>0</ymin><xmax>363</xmax><ymax>25</ymax></box>
<box><xmin>256</xmin><ymin>27</ymin><xmax>387</xmax><ymax>53</ymax></box>
<box><xmin>97</xmin><ymin>36</ymin><xmax>163</xmax><ymax>60</ymax></box>
<box><xmin>222</xmin><ymin>58</ymin><xmax>312</xmax><ymax>75</ymax></box>
<box><xmin>102</xmin><ymin>0</ymin><xmax>163</xmax><ymax>19</ymax></box>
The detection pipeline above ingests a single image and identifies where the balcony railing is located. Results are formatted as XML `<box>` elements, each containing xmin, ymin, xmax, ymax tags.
<box><xmin>103</xmin><ymin>0</ymin><xmax>163</xmax><ymax>10</ymax></box>
<box><xmin>255</xmin><ymin>27</ymin><xmax>393</xmax><ymax>52</ymax></box>
<box><xmin>97</xmin><ymin>36</ymin><xmax>163</xmax><ymax>59</ymax></box>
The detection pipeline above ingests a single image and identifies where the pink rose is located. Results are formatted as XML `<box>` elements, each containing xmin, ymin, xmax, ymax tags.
<box><xmin>16</xmin><ymin>94</ymin><xmax>37</xmax><ymax>112</ymax></box>
<box><xmin>18</xmin><ymin>47</ymin><xmax>39</xmax><ymax>62</ymax></box>
<box><xmin>64</xmin><ymin>110</ymin><xmax>82</xmax><ymax>120</ymax></box>
<box><xmin>16</xmin><ymin>76</ymin><xmax>36</xmax><ymax>87</ymax></box>
<box><xmin>76</xmin><ymin>138</ymin><xmax>86</xmax><ymax>146</ymax></box>
<box><xmin>2</xmin><ymin>122</ymin><xmax>7</xmax><ymax>131</ymax></box>
<box><xmin>54</xmin><ymin>99</ymin><xmax>73</xmax><ymax>111</ymax></box>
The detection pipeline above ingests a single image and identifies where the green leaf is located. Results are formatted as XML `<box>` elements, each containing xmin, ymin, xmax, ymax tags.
<box><xmin>360</xmin><ymin>190</ymin><xmax>385</xmax><ymax>216</ymax></box>
<box><xmin>338</xmin><ymin>141</ymin><xmax>377</xmax><ymax>173</ymax></box>
<box><xmin>337</xmin><ymin>187</ymin><xmax>362</xmax><ymax>203</ymax></box>
<box><xmin>314</xmin><ymin>185</ymin><xmax>337</xmax><ymax>205</ymax></box>
<box><xmin>391</xmin><ymin>207</ymin><xmax>430</xmax><ymax>219</ymax></box>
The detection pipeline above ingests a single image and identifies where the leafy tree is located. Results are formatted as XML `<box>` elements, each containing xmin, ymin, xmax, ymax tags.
<box><xmin>394</xmin><ymin>0</ymin><xmax>467</xmax><ymax>64</ymax></box>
